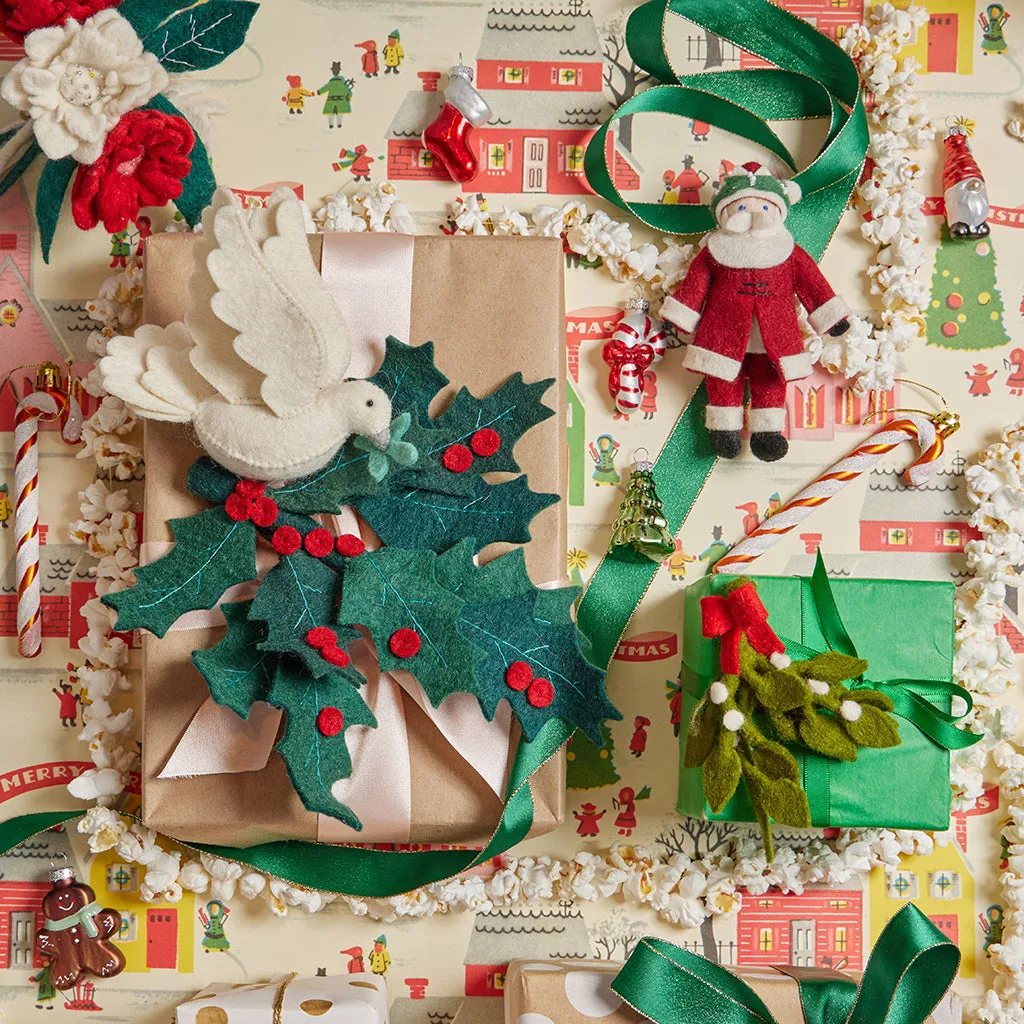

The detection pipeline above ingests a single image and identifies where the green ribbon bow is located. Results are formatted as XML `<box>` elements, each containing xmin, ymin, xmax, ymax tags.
<box><xmin>613</xmin><ymin>903</ymin><xmax>959</xmax><ymax>1024</ymax></box>
<box><xmin>584</xmin><ymin>0</ymin><xmax>869</xmax><ymax>261</ymax></box>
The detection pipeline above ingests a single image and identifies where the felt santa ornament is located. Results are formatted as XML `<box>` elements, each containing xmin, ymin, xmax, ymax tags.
<box><xmin>942</xmin><ymin>127</ymin><xmax>990</xmax><ymax>240</ymax></box>
<box><xmin>661</xmin><ymin>162</ymin><xmax>850</xmax><ymax>462</ymax></box>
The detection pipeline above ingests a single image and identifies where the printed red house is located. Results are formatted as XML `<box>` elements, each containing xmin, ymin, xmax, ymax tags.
<box><xmin>787</xmin><ymin>366</ymin><xmax>899</xmax><ymax>441</ymax></box>
<box><xmin>736</xmin><ymin>888</ymin><xmax>863</xmax><ymax>970</ymax></box>
<box><xmin>566</xmin><ymin>305</ymin><xmax>623</xmax><ymax>383</ymax></box>
<box><xmin>386</xmin><ymin>4</ymin><xmax>641</xmax><ymax>194</ymax></box>
<box><xmin>464</xmin><ymin>905</ymin><xmax>590</xmax><ymax>995</ymax></box>
<box><xmin>739</xmin><ymin>0</ymin><xmax>865</xmax><ymax>69</ymax></box>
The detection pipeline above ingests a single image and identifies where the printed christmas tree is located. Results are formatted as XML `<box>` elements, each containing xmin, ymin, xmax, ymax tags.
<box><xmin>567</xmin><ymin>722</ymin><xmax>620</xmax><ymax>789</ymax></box>
<box><xmin>926</xmin><ymin>226</ymin><xmax>1010</xmax><ymax>350</ymax></box>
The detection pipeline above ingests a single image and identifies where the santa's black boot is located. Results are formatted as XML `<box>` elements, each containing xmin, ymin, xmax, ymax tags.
<box><xmin>750</xmin><ymin>431</ymin><xmax>789</xmax><ymax>462</ymax></box>
<box><xmin>708</xmin><ymin>430</ymin><xmax>742</xmax><ymax>459</ymax></box>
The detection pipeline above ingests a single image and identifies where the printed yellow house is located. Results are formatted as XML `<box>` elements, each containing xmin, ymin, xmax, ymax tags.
<box><xmin>872</xmin><ymin>0</ymin><xmax>974</xmax><ymax>75</ymax></box>
<box><xmin>88</xmin><ymin>849</ymin><xmax>194</xmax><ymax>974</ymax></box>
<box><xmin>868</xmin><ymin>841</ymin><xmax>974</xmax><ymax>978</ymax></box>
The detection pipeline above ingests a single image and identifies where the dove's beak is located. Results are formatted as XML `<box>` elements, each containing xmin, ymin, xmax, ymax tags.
<box><xmin>369</xmin><ymin>426</ymin><xmax>391</xmax><ymax>450</ymax></box>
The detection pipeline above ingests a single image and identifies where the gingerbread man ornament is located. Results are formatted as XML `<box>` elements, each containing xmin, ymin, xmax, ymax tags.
<box><xmin>36</xmin><ymin>864</ymin><xmax>125</xmax><ymax>990</ymax></box>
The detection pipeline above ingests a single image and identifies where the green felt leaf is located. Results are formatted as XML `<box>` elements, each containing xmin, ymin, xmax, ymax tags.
<box><xmin>103</xmin><ymin>508</ymin><xmax>256</xmax><ymax>637</ymax></box>
<box><xmin>144</xmin><ymin>0</ymin><xmax>259</xmax><ymax>71</ymax></box>
<box><xmin>148</xmin><ymin>95</ymin><xmax>215</xmax><ymax>226</ymax></box>
<box><xmin>796</xmin><ymin>652</ymin><xmax>869</xmax><ymax>684</ymax></box>
<box><xmin>338</xmin><ymin>547</ymin><xmax>481</xmax><ymax>704</ymax></box>
<box><xmin>249</xmin><ymin>550</ymin><xmax>345</xmax><ymax>678</ymax></box>
<box><xmin>703</xmin><ymin>732</ymin><xmax>742</xmax><ymax>813</ymax></box>
<box><xmin>766</xmin><ymin>710</ymin><xmax>799</xmax><ymax>744</ymax></box>
<box><xmin>745</xmin><ymin>732</ymin><xmax>800</xmax><ymax>783</ymax></box>
<box><xmin>849</xmin><ymin>688</ymin><xmax>895</xmax><ymax>710</ymax></box>
<box><xmin>371</xmin><ymin>336</ymin><xmax>450</xmax><ymax>409</ymax></box>
<box><xmin>270</xmin><ymin>443</ymin><xmax>385</xmax><ymax>515</ymax></box>
<box><xmin>682</xmin><ymin>696</ymin><xmax>719</xmax><ymax>768</ymax></box>
<box><xmin>748</xmin><ymin>669</ymin><xmax>810</xmax><ymax>714</ymax></box>
<box><xmin>0</xmin><ymin>139</ymin><xmax>40</xmax><ymax>201</ymax></box>
<box><xmin>797</xmin><ymin>709</ymin><xmax>858</xmax><ymax>761</ymax></box>
<box><xmin>352</xmin><ymin>413</ymin><xmax>419</xmax><ymax>482</ymax></box>
<box><xmin>842</xmin><ymin>702</ymin><xmax>902</xmax><ymax>749</ymax></box>
<box><xmin>754</xmin><ymin>768</ymin><xmax>811</xmax><ymax>829</ymax></box>
<box><xmin>192</xmin><ymin>601</ymin><xmax>275</xmax><ymax>718</ymax></box>
<box><xmin>188</xmin><ymin>457</ymin><xmax>238</xmax><ymax>505</ymax></box>
<box><xmin>117</xmin><ymin>0</ymin><xmax>184</xmax><ymax>38</ymax></box>
<box><xmin>267</xmin><ymin>659</ymin><xmax>376</xmax><ymax>829</ymax></box>
<box><xmin>36</xmin><ymin>157</ymin><xmax>75</xmax><ymax>264</ymax></box>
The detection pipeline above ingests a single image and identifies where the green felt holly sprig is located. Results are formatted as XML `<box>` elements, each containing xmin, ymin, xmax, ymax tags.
<box><xmin>104</xmin><ymin>338</ymin><xmax>617</xmax><ymax>830</ymax></box>
<box><xmin>684</xmin><ymin>605</ymin><xmax>900</xmax><ymax>859</ymax></box>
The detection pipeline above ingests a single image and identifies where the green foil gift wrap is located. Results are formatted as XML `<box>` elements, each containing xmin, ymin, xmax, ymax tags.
<box><xmin>678</xmin><ymin>555</ymin><xmax>979</xmax><ymax>831</ymax></box>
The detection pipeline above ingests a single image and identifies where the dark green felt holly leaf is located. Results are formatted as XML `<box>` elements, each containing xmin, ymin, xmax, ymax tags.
<box><xmin>192</xmin><ymin>601</ymin><xmax>275</xmax><ymax>719</ymax></box>
<box><xmin>103</xmin><ymin>508</ymin><xmax>256</xmax><ymax>637</ymax></box>
<box><xmin>267</xmin><ymin>659</ymin><xmax>376</xmax><ymax>830</ymax></box>
<box><xmin>143</xmin><ymin>0</ymin><xmax>259</xmax><ymax>72</ymax></box>
<box><xmin>249</xmin><ymin>551</ymin><xmax>346</xmax><ymax>678</ymax></box>
<box><xmin>371</xmin><ymin>336</ymin><xmax>450</xmax><ymax>409</ymax></box>
<box><xmin>188</xmin><ymin>457</ymin><xmax>239</xmax><ymax>505</ymax></box>
<box><xmin>268</xmin><ymin>445</ymin><xmax>387</xmax><ymax>515</ymax></box>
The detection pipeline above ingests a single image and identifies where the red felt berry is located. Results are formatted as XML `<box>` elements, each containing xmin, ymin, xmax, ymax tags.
<box><xmin>250</xmin><ymin>496</ymin><xmax>279</xmax><ymax>528</ymax></box>
<box><xmin>471</xmin><ymin>428</ymin><xmax>501</xmax><ymax>457</ymax></box>
<box><xmin>272</xmin><ymin>525</ymin><xmax>302</xmax><ymax>555</ymax></box>
<box><xmin>224</xmin><ymin>493</ymin><xmax>252</xmax><ymax>522</ymax></box>
<box><xmin>505</xmin><ymin>661</ymin><xmax>534</xmax><ymax>691</ymax></box>
<box><xmin>527</xmin><ymin>677</ymin><xmax>555</xmax><ymax>709</ymax></box>
<box><xmin>235</xmin><ymin>479</ymin><xmax>265</xmax><ymax>500</ymax></box>
<box><xmin>322</xmin><ymin>645</ymin><xmax>351</xmax><ymax>667</ymax></box>
<box><xmin>389</xmin><ymin>628</ymin><xmax>421</xmax><ymax>658</ymax></box>
<box><xmin>306</xmin><ymin>626</ymin><xmax>336</xmax><ymax>650</ymax></box>
<box><xmin>336</xmin><ymin>533</ymin><xmax>366</xmax><ymax>557</ymax></box>
<box><xmin>317</xmin><ymin>706</ymin><xmax>345</xmax><ymax>737</ymax></box>
<box><xmin>304</xmin><ymin>527</ymin><xmax>335</xmax><ymax>558</ymax></box>
<box><xmin>442</xmin><ymin>444</ymin><xmax>473</xmax><ymax>473</ymax></box>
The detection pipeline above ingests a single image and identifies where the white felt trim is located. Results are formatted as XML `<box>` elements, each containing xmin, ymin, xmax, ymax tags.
<box><xmin>778</xmin><ymin>351</ymin><xmax>812</xmax><ymax>381</ymax></box>
<box><xmin>660</xmin><ymin>294</ymin><xmax>701</xmax><ymax>333</ymax></box>
<box><xmin>706</xmin><ymin>227</ymin><xmax>794</xmax><ymax>268</ymax></box>
<box><xmin>684</xmin><ymin>344</ymin><xmax>742</xmax><ymax>380</ymax></box>
<box><xmin>748</xmin><ymin>406</ymin><xmax>787</xmax><ymax>432</ymax></box>
<box><xmin>706</xmin><ymin>404</ymin><xmax>744</xmax><ymax>431</ymax></box>
<box><xmin>807</xmin><ymin>295</ymin><xmax>850</xmax><ymax>335</ymax></box>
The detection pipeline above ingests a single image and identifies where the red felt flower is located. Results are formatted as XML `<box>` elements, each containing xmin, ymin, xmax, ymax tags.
<box><xmin>72</xmin><ymin>109</ymin><xmax>194</xmax><ymax>234</ymax></box>
<box><xmin>0</xmin><ymin>0</ymin><xmax>121</xmax><ymax>44</ymax></box>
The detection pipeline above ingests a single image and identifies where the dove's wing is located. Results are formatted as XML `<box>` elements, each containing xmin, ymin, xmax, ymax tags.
<box><xmin>99</xmin><ymin>322</ymin><xmax>211</xmax><ymax>422</ymax></box>
<box><xmin>200</xmin><ymin>187</ymin><xmax>350</xmax><ymax>418</ymax></box>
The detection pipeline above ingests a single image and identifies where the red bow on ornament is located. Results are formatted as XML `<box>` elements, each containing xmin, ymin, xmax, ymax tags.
<box><xmin>602</xmin><ymin>340</ymin><xmax>657</xmax><ymax>398</ymax></box>
<box><xmin>700</xmin><ymin>583</ymin><xmax>785</xmax><ymax>675</ymax></box>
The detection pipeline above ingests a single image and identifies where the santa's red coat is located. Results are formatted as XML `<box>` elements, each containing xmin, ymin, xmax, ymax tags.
<box><xmin>661</xmin><ymin>228</ymin><xmax>848</xmax><ymax>383</ymax></box>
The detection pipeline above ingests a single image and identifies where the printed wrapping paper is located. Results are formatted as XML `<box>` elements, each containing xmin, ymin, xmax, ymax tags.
<box><xmin>176</xmin><ymin>973</ymin><xmax>388</xmax><ymax>1023</ymax></box>
<box><xmin>679</xmin><ymin>572</ymin><xmax>956</xmax><ymax>829</ymax></box>
<box><xmin>139</xmin><ymin>232</ymin><xmax>567</xmax><ymax>848</ymax></box>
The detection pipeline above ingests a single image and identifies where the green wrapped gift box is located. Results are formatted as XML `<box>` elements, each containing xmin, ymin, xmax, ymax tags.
<box><xmin>679</xmin><ymin>565</ymin><xmax>970</xmax><ymax>830</ymax></box>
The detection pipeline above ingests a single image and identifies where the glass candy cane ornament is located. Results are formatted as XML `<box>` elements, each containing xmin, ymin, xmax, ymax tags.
<box><xmin>13</xmin><ymin>362</ymin><xmax>83</xmax><ymax>657</ymax></box>
<box><xmin>602</xmin><ymin>292</ymin><xmax>666</xmax><ymax>415</ymax></box>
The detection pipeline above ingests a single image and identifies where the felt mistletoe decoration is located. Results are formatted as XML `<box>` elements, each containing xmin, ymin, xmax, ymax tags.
<box><xmin>0</xmin><ymin>0</ymin><xmax>259</xmax><ymax>260</ymax></box>
<box><xmin>684</xmin><ymin>577</ymin><xmax>900</xmax><ymax>859</ymax></box>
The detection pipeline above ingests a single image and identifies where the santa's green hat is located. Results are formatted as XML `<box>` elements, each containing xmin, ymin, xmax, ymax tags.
<box><xmin>712</xmin><ymin>162</ymin><xmax>801</xmax><ymax>222</ymax></box>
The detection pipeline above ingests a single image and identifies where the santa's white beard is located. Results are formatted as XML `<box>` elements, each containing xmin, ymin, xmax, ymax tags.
<box><xmin>944</xmin><ymin>178</ymin><xmax>989</xmax><ymax>229</ymax></box>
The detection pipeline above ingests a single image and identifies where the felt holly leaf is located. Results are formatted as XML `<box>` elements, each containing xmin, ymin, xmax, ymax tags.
<box><xmin>682</xmin><ymin>696</ymin><xmax>719</xmax><ymax>769</ymax></box>
<box><xmin>0</xmin><ymin>139</ymin><xmax>39</xmax><ymax>201</ymax></box>
<box><xmin>118</xmin><ymin>0</ymin><xmax>188</xmax><ymax>38</ymax></box>
<box><xmin>797</xmin><ymin>709</ymin><xmax>858</xmax><ymax>761</ymax></box>
<box><xmin>188</xmin><ymin>457</ymin><xmax>239</xmax><ymax>505</ymax></box>
<box><xmin>103</xmin><ymin>508</ymin><xmax>257</xmax><ymax>636</ymax></box>
<box><xmin>371</xmin><ymin>336</ymin><xmax>450</xmax><ymax>410</ymax></box>
<box><xmin>337</xmin><ymin>547</ymin><xmax>481</xmax><ymax>704</ymax></box>
<box><xmin>749</xmin><ymin>669</ymin><xmax>810</xmax><ymax>714</ymax></box>
<box><xmin>842</xmin><ymin>703</ymin><xmax>902</xmax><ymax>749</ymax></box>
<box><xmin>270</xmin><ymin>445</ymin><xmax>387</xmax><ymax>515</ymax></box>
<box><xmin>249</xmin><ymin>550</ymin><xmax>345</xmax><ymax>678</ymax></box>
<box><xmin>192</xmin><ymin>601</ymin><xmax>275</xmax><ymax>718</ymax></box>
<box><xmin>267</xmin><ymin>659</ymin><xmax>376</xmax><ymax>830</ymax></box>
<box><xmin>148</xmin><ymin>95</ymin><xmax>215</xmax><ymax>226</ymax></box>
<box><xmin>703</xmin><ymin>731</ymin><xmax>742</xmax><ymax>813</ymax></box>
<box><xmin>144</xmin><ymin>1</ymin><xmax>260</xmax><ymax>71</ymax></box>
<box><xmin>36</xmin><ymin>157</ymin><xmax>75</xmax><ymax>264</ymax></box>
<box><xmin>794</xmin><ymin>652</ymin><xmax>868</xmax><ymax>684</ymax></box>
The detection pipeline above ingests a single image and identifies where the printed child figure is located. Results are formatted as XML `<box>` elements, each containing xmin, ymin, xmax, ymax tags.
<box><xmin>29</xmin><ymin>959</ymin><xmax>57</xmax><ymax>1010</ymax></box>
<box><xmin>340</xmin><ymin>946</ymin><xmax>365</xmax><ymax>972</ymax></box>
<box><xmin>369</xmin><ymin>935</ymin><xmax>390</xmax><ymax>975</ymax></box>
<box><xmin>334</xmin><ymin>145</ymin><xmax>375</xmax><ymax>181</ymax></box>
<box><xmin>737</xmin><ymin>501</ymin><xmax>763</xmax><ymax>536</ymax></box>
<box><xmin>109</xmin><ymin>229</ymin><xmax>130</xmax><ymax>268</ymax></box>
<box><xmin>966</xmin><ymin>363</ymin><xmax>997</xmax><ymax>396</ymax></box>
<box><xmin>589</xmin><ymin>434</ymin><xmax>620</xmax><ymax>486</ymax></box>
<box><xmin>383</xmin><ymin>30</ymin><xmax>404</xmax><ymax>73</ymax></box>
<box><xmin>672</xmin><ymin>155</ymin><xmax>708</xmax><ymax>204</ymax></box>
<box><xmin>612</xmin><ymin>786</ymin><xmax>638</xmax><ymax>836</ymax></box>
<box><xmin>318</xmin><ymin>61</ymin><xmax>353</xmax><ymax>128</ymax></box>
<box><xmin>1005</xmin><ymin>349</ymin><xmax>1024</xmax><ymax>395</ymax></box>
<box><xmin>0</xmin><ymin>482</ymin><xmax>12</xmax><ymax>528</ymax></box>
<box><xmin>689</xmin><ymin>119</ymin><xmax>710</xmax><ymax>142</ymax></box>
<box><xmin>282</xmin><ymin>74</ymin><xmax>314</xmax><ymax>114</ymax></box>
<box><xmin>663</xmin><ymin>539</ymin><xmax>697</xmax><ymax>582</ymax></box>
<box><xmin>199</xmin><ymin>899</ymin><xmax>230</xmax><ymax>952</ymax></box>
<box><xmin>980</xmin><ymin>904</ymin><xmax>1004</xmax><ymax>951</ymax></box>
<box><xmin>629</xmin><ymin>716</ymin><xmax>651</xmax><ymax>758</ymax></box>
<box><xmin>355</xmin><ymin>40</ymin><xmax>379</xmax><ymax>77</ymax></box>
<box><xmin>667</xmin><ymin>680</ymin><xmax>682</xmax><ymax>737</ymax></box>
<box><xmin>979</xmin><ymin>3</ymin><xmax>1009</xmax><ymax>54</ymax></box>
<box><xmin>641</xmin><ymin>370</ymin><xmax>658</xmax><ymax>420</ymax></box>
<box><xmin>134</xmin><ymin>215</ymin><xmax>152</xmax><ymax>260</ymax></box>
<box><xmin>573</xmin><ymin>802</ymin><xmax>606</xmax><ymax>838</ymax></box>
<box><xmin>700</xmin><ymin>525</ymin><xmax>729</xmax><ymax>573</ymax></box>
<box><xmin>660</xmin><ymin>170</ymin><xmax>680</xmax><ymax>205</ymax></box>
<box><xmin>53</xmin><ymin>682</ymin><xmax>80</xmax><ymax>727</ymax></box>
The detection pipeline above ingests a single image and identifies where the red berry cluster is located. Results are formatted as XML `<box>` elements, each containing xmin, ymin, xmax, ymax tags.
<box><xmin>306</xmin><ymin>626</ymin><xmax>351</xmax><ymax>668</ymax></box>
<box><xmin>505</xmin><ymin>660</ymin><xmax>554</xmax><ymax>708</ymax></box>
<box><xmin>317</xmin><ymin>706</ymin><xmax>345</xmax><ymax>737</ymax></box>
<box><xmin>271</xmin><ymin>525</ymin><xmax>367</xmax><ymax>559</ymax></box>
<box><xmin>442</xmin><ymin>428</ymin><xmax>502</xmax><ymax>474</ymax></box>
<box><xmin>225</xmin><ymin>480</ymin><xmax>279</xmax><ymax>527</ymax></box>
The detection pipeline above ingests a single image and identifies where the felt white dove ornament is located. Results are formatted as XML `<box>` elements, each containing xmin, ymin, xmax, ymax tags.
<box><xmin>99</xmin><ymin>187</ymin><xmax>393</xmax><ymax>482</ymax></box>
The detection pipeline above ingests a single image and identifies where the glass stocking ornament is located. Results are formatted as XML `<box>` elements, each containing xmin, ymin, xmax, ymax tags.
<box><xmin>607</xmin><ymin>455</ymin><xmax>675</xmax><ymax>563</ymax></box>
<box><xmin>422</xmin><ymin>60</ymin><xmax>492</xmax><ymax>183</ymax></box>
<box><xmin>602</xmin><ymin>292</ymin><xmax>666</xmax><ymax>415</ymax></box>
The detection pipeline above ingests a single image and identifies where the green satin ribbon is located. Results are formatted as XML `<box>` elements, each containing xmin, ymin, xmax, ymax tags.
<box><xmin>584</xmin><ymin>0</ymin><xmax>868</xmax><ymax>261</ymax></box>
<box><xmin>612</xmin><ymin>903</ymin><xmax>959</xmax><ymax>1024</ymax></box>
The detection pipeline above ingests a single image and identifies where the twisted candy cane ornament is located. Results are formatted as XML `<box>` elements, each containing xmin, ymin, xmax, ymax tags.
<box><xmin>603</xmin><ymin>294</ymin><xmax>665</xmax><ymax>415</ymax></box>
<box><xmin>713</xmin><ymin>410</ymin><xmax>958</xmax><ymax>575</ymax></box>
<box><xmin>14</xmin><ymin>363</ymin><xmax>82</xmax><ymax>657</ymax></box>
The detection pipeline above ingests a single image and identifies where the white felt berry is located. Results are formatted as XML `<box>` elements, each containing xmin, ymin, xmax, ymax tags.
<box><xmin>723</xmin><ymin>709</ymin><xmax>745</xmax><ymax>732</ymax></box>
<box><xmin>807</xmin><ymin>678</ymin><xmax>830</xmax><ymax>695</ymax></box>
<box><xmin>840</xmin><ymin>700</ymin><xmax>862</xmax><ymax>722</ymax></box>
<box><xmin>770</xmin><ymin>652</ymin><xmax>791</xmax><ymax>669</ymax></box>
<box><xmin>709</xmin><ymin>681</ymin><xmax>729</xmax><ymax>705</ymax></box>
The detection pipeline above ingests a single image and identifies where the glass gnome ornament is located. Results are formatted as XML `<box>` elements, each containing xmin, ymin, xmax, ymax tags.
<box><xmin>607</xmin><ymin>454</ymin><xmax>675</xmax><ymax>563</ymax></box>
<box><xmin>422</xmin><ymin>59</ymin><xmax>492</xmax><ymax>183</ymax></box>
<box><xmin>942</xmin><ymin>125</ymin><xmax>990</xmax><ymax>240</ymax></box>
<box><xmin>602</xmin><ymin>291</ymin><xmax>666</xmax><ymax>415</ymax></box>
<box><xmin>36</xmin><ymin>861</ymin><xmax>125</xmax><ymax>990</ymax></box>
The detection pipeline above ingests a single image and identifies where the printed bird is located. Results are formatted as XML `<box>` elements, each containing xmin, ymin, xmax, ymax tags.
<box><xmin>99</xmin><ymin>188</ymin><xmax>393</xmax><ymax>482</ymax></box>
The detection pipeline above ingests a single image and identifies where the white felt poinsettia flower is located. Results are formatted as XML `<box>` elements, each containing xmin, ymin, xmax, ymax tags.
<box><xmin>0</xmin><ymin>9</ymin><xmax>168</xmax><ymax>163</ymax></box>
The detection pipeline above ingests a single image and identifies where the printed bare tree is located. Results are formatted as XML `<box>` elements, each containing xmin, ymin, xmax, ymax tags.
<box><xmin>590</xmin><ymin>908</ymin><xmax>648</xmax><ymax>961</ymax></box>
<box><xmin>601</xmin><ymin>15</ymin><xmax>652</xmax><ymax>152</ymax></box>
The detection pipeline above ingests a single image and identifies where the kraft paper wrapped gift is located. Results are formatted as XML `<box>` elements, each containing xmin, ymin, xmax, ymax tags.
<box><xmin>679</xmin><ymin>568</ymin><xmax>964</xmax><ymax>830</ymax></box>
<box><xmin>176</xmin><ymin>973</ymin><xmax>388</xmax><ymax>1023</ymax></box>
<box><xmin>139</xmin><ymin>231</ymin><xmax>567</xmax><ymax>848</ymax></box>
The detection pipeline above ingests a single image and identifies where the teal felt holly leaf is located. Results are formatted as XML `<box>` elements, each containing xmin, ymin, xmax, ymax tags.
<box><xmin>144</xmin><ymin>0</ymin><xmax>259</xmax><ymax>72</ymax></box>
<box><xmin>188</xmin><ymin>457</ymin><xmax>239</xmax><ymax>504</ymax></box>
<box><xmin>117</xmin><ymin>0</ymin><xmax>187</xmax><ymax>38</ymax></box>
<box><xmin>249</xmin><ymin>550</ymin><xmax>346</xmax><ymax>678</ymax></box>
<box><xmin>337</xmin><ymin>547</ymin><xmax>482</xmax><ymax>704</ymax></box>
<box><xmin>269</xmin><ymin>445</ymin><xmax>387</xmax><ymax>515</ymax></box>
<box><xmin>0</xmin><ymin>139</ymin><xmax>40</xmax><ymax>201</ymax></box>
<box><xmin>370</xmin><ymin>336</ymin><xmax>450</xmax><ymax>410</ymax></box>
<box><xmin>267</xmin><ymin>659</ymin><xmax>376</xmax><ymax>829</ymax></box>
<box><xmin>36</xmin><ymin>157</ymin><xmax>75</xmax><ymax>264</ymax></box>
<box><xmin>192</xmin><ymin>601</ymin><xmax>275</xmax><ymax>718</ymax></box>
<box><xmin>103</xmin><ymin>507</ymin><xmax>256</xmax><ymax>637</ymax></box>
<box><xmin>148</xmin><ymin>95</ymin><xmax>215</xmax><ymax>226</ymax></box>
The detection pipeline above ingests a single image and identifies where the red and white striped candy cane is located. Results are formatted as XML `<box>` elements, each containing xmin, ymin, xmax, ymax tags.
<box><xmin>603</xmin><ymin>297</ymin><xmax>666</xmax><ymax>415</ymax></box>
<box><xmin>713</xmin><ymin>413</ymin><xmax>954</xmax><ymax>576</ymax></box>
